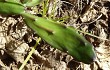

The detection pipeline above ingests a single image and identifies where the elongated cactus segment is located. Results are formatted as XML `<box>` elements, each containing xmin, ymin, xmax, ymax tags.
<box><xmin>0</xmin><ymin>0</ymin><xmax>6</xmax><ymax>1</ymax></box>
<box><xmin>4</xmin><ymin>0</ymin><xmax>21</xmax><ymax>3</ymax></box>
<box><xmin>22</xmin><ymin>13</ymin><xmax>96</xmax><ymax>64</ymax></box>
<box><xmin>0</xmin><ymin>2</ymin><xmax>24</xmax><ymax>14</ymax></box>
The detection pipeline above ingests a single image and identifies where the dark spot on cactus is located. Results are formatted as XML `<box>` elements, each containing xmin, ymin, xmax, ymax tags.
<box><xmin>77</xmin><ymin>37</ymin><xmax>86</xmax><ymax>47</ymax></box>
<box><xmin>33</xmin><ymin>23</ymin><xmax>54</xmax><ymax>35</ymax></box>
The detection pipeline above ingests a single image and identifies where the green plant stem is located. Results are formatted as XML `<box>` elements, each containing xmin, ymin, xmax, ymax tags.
<box><xmin>19</xmin><ymin>37</ymin><xmax>41</xmax><ymax>70</ymax></box>
<box><xmin>42</xmin><ymin>0</ymin><xmax>49</xmax><ymax>17</ymax></box>
<box><xmin>77</xmin><ymin>29</ymin><xmax>110</xmax><ymax>41</ymax></box>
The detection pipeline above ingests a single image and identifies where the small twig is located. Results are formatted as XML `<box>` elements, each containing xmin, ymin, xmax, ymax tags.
<box><xmin>19</xmin><ymin>37</ymin><xmax>41</xmax><ymax>70</ymax></box>
<box><xmin>61</xmin><ymin>1</ymin><xmax>73</xmax><ymax>6</ymax></box>
<box><xmin>82</xmin><ymin>14</ymin><xmax>102</xmax><ymax>24</ymax></box>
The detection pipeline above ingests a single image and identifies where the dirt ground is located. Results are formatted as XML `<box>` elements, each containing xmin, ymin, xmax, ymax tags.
<box><xmin>0</xmin><ymin>0</ymin><xmax>110</xmax><ymax>70</ymax></box>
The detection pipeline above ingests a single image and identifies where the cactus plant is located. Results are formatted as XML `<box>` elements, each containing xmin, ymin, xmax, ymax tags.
<box><xmin>0</xmin><ymin>1</ymin><xmax>96</xmax><ymax>64</ymax></box>
<box><xmin>22</xmin><ymin>13</ymin><xmax>96</xmax><ymax>64</ymax></box>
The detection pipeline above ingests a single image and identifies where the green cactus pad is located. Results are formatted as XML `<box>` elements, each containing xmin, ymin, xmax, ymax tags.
<box><xmin>0</xmin><ymin>2</ymin><xmax>24</xmax><ymax>14</ymax></box>
<box><xmin>22</xmin><ymin>13</ymin><xmax>96</xmax><ymax>64</ymax></box>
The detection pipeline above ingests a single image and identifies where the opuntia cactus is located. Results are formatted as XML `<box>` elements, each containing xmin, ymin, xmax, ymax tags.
<box><xmin>22</xmin><ymin>13</ymin><xmax>96</xmax><ymax>64</ymax></box>
<box><xmin>0</xmin><ymin>1</ymin><xmax>24</xmax><ymax>14</ymax></box>
<box><xmin>0</xmin><ymin>1</ymin><xmax>96</xmax><ymax>64</ymax></box>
